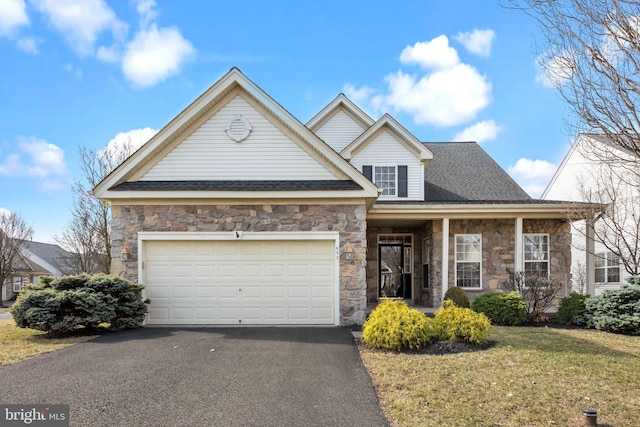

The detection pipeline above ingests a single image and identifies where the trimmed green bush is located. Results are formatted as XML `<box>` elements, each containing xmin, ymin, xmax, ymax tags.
<box><xmin>433</xmin><ymin>300</ymin><xmax>491</xmax><ymax>345</ymax></box>
<box><xmin>11</xmin><ymin>274</ymin><xmax>150</xmax><ymax>334</ymax></box>
<box><xmin>471</xmin><ymin>291</ymin><xmax>526</xmax><ymax>326</ymax></box>
<box><xmin>584</xmin><ymin>282</ymin><xmax>640</xmax><ymax>335</ymax></box>
<box><xmin>557</xmin><ymin>292</ymin><xmax>590</xmax><ymax>325</ymax></box>
<box><xmin>362</xmin><ymin>299</ymin><xmax>432</xmax><ymax>351</ymax></box>
<box><xmin>444</xmin><ymin>286</ymin><xmax>470</xmax><ymax>308</ymax></box>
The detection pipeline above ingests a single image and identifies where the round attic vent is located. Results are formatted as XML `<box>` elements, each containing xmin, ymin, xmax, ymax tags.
<box><xmin>225</xmin><ymin>114</ymin><xmax>252</xmax><ymax>142</ymax></box>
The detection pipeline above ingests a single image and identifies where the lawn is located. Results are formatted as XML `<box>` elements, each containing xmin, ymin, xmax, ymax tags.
<box><xmin>359</xmin><ymin>326</ymin><xmax>640</xmax><ymax>427</ymax></box>
<box><xmin>0</xmin><ymin>319</ymin><xmax>95</xmax><ymax>367</ymax></box>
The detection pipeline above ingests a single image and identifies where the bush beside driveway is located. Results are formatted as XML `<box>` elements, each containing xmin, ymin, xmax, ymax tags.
<box><xmin>0</xmin><ymin>327</ymin><xmax>388</xmax><ymax>427</ymax></box>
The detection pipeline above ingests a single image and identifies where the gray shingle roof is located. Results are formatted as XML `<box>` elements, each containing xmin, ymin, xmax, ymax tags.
<box><xmin>421</xmin><ymin>142</ymin><xmax>531</xmax><ymax>203</ymax></box>
<box><xmin>13</xmin><ymin>239</ymin><xmax>73</xmax><ymax>275</ymax></box>
<box><xmin>110</xmin><ymin>180</ymin><xmax>363</xmax><ymax>192</ymax></box>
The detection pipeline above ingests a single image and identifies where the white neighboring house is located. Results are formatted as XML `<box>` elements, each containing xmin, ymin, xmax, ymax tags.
<box><xmin>2</xmin><ymin>240</ymin><xmax>73</xmax><ymax>303</ymax></box>
<box><xmin>543</xmin><ymin>134</ymin><xmax>639</xmax><ymax>295</ymax></box>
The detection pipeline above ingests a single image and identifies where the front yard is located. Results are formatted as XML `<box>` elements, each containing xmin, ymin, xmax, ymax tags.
<box><xmin>360</xmin><ymin>326</ymin><xmax>640</xmax><ymax>426</ymax></box>
<box><xmin>0</xmin><ymin>319</ymin><xmax>94</xmax><ymax>367</ymax></box>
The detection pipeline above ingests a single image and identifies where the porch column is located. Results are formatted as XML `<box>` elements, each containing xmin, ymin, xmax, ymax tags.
<box><xmin>585</xmin><ymin>218</ymin><xmax>596</xmax><ymax>296</ymax></box>
<box><xmin>515</xmin><ymin>217</ymin><xmax>523</xmax><ymax>273</ymax></box>
<box><xmin>441</xmin><ymin>217</ymin><xmax>449</xmax><ymax>302</ymax></box>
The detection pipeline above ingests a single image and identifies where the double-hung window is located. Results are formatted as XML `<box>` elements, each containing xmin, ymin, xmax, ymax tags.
<box><xmin>362</xmin><ymin>165</ymin><xmax>408</xmax><ymax>198</ymax></box>
<box><xmin>595</xmin><ymin>252</ymin><xmax>620</xmax><ymax>283</ymax></box>
<box><xmin>12</xmin><ymin>276</ymin><xmax>23</xmax><ymax>293</ymax></box>
<box><xmin>523</xmin><ymin>234</ymin><xmax>549</xmax><ymax>278</ymax></box>
<box><xmin>455</xmin><ymin>234</ymin><xmax>482</xmax><ymax>289</ymax></box>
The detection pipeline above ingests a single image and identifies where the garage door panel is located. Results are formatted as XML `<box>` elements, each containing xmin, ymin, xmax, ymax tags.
<box><xmin>144</xmin><ymin>239</ymin><xmax>336</xmax><ymax>325</ymax></box>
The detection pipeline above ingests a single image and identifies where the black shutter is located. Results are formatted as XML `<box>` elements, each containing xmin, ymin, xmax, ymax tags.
<box><xmin>398</xmin><ymin>165</ymin><xmax>408</xmax><ymax>197</ymax></box>
<box><xmin>362</xmin><ymin>165</ymin><xmax>372</xmax><ymax>181</ymax></box>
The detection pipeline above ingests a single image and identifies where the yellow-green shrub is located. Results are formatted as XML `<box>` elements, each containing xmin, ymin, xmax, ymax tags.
<box><xmin>433</xmin><ymin>300</ymin><xmax>491</xmax><ymax>345</ymax></box>
<box><xmin>362</xmin><ymin>299</ymin><xmax>432</xmax><ymax>351</ymax></box>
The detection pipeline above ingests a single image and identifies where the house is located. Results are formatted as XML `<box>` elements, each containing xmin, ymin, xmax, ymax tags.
<box><xmin>94</xmin><ymin>68</ymin><xmax>580</xmax><ymax>326</ymax></box>
<box><xmin>542</xmin><ymin>134</ymin><xmax>638</xmax><ymax>295</ymax></box>
<box><xmin>2</xmin><ymin>239</ymin><xmax>73</xmax><ymax>302</ymax></box>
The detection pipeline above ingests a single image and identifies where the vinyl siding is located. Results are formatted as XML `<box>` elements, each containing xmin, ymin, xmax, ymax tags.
<box><xmin>142</xmin><ymin>95</ymin><xmax>337</xmax><ymax>181</ymax></box>
<box><xmin>350</xmin><ymin>130</ymin><xmax>423</xmax><ymax>201</ymax></box>
<box><xmin>314</xmin><ymin>110</ymin><xmax>367</xmax><ymax>153</ymax></box>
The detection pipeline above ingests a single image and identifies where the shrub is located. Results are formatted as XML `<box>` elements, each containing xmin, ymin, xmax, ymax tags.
<box><xmin>471</xmin><ymin>291</ymin><xmax>526</xmax><ymax>326</ymax></box>
<box><xmin>362</xmin><ymin>299</ymin><xmax>432</xmax><ymax>351</ymax></box>
<box><xmin>11</xmin><ymin>274</ymin><xmax>150</xmax><ymax>334</ymax></box>
<box><xmin>557</xmin><ymin>292</ymin><xmax>590</xmax><ymax>325</ymax></box>
<box><xmin>584</xmin><ymin>282</ymin><xmax>640</xmax><ymax>335</ymax></box>
<box><xmin>433</xmin><ymin>300</ymin><xmax>491</xmax><ymax>345</ymax></box>
<box><xmin>444</xmin><ymin>286</ymin><xmax>470</xmax><ymax>308</ymax></box>
<box><xmin>502</xmin><ymin>272</ymin><xmax>564</xmax><ymax>323</ymax></box>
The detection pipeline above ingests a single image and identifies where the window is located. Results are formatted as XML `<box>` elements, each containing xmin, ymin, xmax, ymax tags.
<box><xmin>455</xmin><ymin>234</ymin><xmax>482</xmax><ymax>288</ymax></box>
<box><xmin>595</xmin><ymin>252</ymin><xmax>620</xmax><ymax>283</ymax></box>
<box><xmin>12</xmin><ymin>276</ymin><xmax>23</xmax><ymax>293</ymax></box>
<box><xmin>374</xmin><ymin>166</ymin><xmax>396</xmax><ymax>196</ymax></box>
<box><xmin>524</xmin><ymin>234</ymin><xmax>549</xmax><ymax>278</ymax></box>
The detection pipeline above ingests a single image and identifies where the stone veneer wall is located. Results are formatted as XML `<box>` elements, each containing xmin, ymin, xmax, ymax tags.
<box><xmin>431</xmin><ymin>218</ymin><xmax>571</xmax><ymax>303</ymax></box>
<box><xmin>110</xmin><ymin>204</ymin><xmax>368</xmax><ymax>326</ymax></box>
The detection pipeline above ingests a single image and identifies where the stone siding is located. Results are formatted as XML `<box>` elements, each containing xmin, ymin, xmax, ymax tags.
<box><xmin>110</xmin><ymin>204</ymin><xmax>367</xmax><ymax>326</ymax></box>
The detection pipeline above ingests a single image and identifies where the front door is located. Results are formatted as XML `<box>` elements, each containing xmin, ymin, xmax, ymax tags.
<box><xmin>379</xmin><ymin>243</ymin><xmax>412</xmax><ymax>299</ymax></box>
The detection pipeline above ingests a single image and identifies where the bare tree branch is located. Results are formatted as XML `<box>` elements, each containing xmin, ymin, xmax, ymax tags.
<box><xmin>0</xmin><ymin>212</ymin><xmax>34</xmax><ymax>305</ymax></box>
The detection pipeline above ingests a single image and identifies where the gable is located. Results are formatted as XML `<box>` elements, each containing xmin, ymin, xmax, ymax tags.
<box><xmin>140</xmin><ymin>94</ymin><xmax>337</xmax><ymax>181</ymax></box>
<box><xmin>313</xmin><ymin>109</ymin><xmax>367</xmax><ymax>153</ymax></box>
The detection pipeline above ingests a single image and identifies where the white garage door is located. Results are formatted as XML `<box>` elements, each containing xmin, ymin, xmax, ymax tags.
<box><xmin>144</xmin><ymin>239</ymin><xmax>337</xmax><ymax>325</ymax></box>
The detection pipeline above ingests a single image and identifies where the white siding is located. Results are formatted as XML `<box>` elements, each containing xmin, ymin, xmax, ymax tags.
<box><xmin>142</xmin><ymin>95</ymin><xmax>337</xmax><ymax>181</ymax></box>
<box><xmin>350</xmin><ymin>130</ymin><xmax>423</xmax><ymax>201</ymax></box>
<box><xmin>314</xmin><ymin>110</ymin><xmax>367</xmax><ymax>153</ymax></box>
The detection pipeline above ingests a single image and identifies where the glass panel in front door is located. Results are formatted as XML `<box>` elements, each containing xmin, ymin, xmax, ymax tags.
<box><xmin>379</xmin><ymin>244</ymin><xmax>411</xmax><ymax>299</ymax></box>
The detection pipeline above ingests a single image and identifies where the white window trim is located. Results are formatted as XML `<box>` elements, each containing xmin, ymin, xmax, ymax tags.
<box><xmin>595</xmin><ymin>252</ymin><xmax>621</xmax><ymax>283</ymax></box>
<box><xmin>373</xmin><ymin>165</ymin><xmax>397</xmax><ymax>197</ymax></box>
<box><xmin>12</xmin><ymin>276</ymin><xmax>23</xmax><ymax>293</ymax></box>
<box><xmin>454</xmin><ymin>234</ymin><xmax>482</xmax><ymax>290</ymax></box>
<box><xmin>523</xmin><ymin>233</ymin><xmax>550</xmax><ymax>280</ymax></box>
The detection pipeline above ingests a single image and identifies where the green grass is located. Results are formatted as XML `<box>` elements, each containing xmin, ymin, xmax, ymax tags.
<box><xmin>359</xmin><ymin>326</ymin><xmax>640</xmax><ymax>426</ymax></box>
<box><xmin>0</xmin><ymin>319</ymin><xmax>95</xmax><ymax>367</ymax></box>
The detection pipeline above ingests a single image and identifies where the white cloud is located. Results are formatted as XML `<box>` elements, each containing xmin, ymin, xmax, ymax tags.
<box><xmin>453</xmin><ymin>120</ymin><xmax>503</xmax><ymax>144</ymax></box>
<box><xmin>31</xmin><ymin>0</ymin><xmax>127</xmax><ymax>56</ymax></box>
<box><xmin>454</xmin><ymin>29</ymin><xmax>496</xmax><ymax>57</ymax></box>
<box><xmin>381</xmin><ymin>65</ymin><xmax>492</xmax><ymax>127</ymax></box>
<box><xmin>0</xmin><ymin>137</ymin><xmax>69</xmax><ymax>191</ymax></box>
<box><xmin>399</xmin><ymin>35</ymin><xmax>460</xmax><ymax>70</ymax></box>
<box><xmin>535</xmin><ymin>52</ymin><xmax>574</xmax><ymax>88</ymax></box>
<box><xmin>96</xmin><ymin>45</ymin><xmax>120</xmax><ymax>63</ymax></box>
<box><xmin>508</xmin><ymin>158</ymin><xmax>558</xmax><ymax>198</ymax></box>
<box><xmin>16</xmin><ymin>37</ymin><xmax>37</xmax><ymax>53</ymax></box>
<box><xmin>343</xmin><ymin>83</ymin><xmax>376</xmax><ymax>103</ymax></box>
<box><xmin>122</xmin><ymin>24</ymin><xmax>194</xmax><ymax>88</ymax></box>
<box><xmin>0</xmin><ymin>0</ymin><xmax>29</xmax><ymax>36</ymax></box>
<box><xmin>134</xmin><ymin>0</ymin><xmax>158</xmax><ymax>28</ymax></box>
<box><xmin>0</xmin><ymin>207</ymin><xmax>11</xmax><ymax>217</ymax></box>
<box><xmin>102</xmin><ymin>127</ymin><xmax>157</xmax><ymax>159</ymax></box>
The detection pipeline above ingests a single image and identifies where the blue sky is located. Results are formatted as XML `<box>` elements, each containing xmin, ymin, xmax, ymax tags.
<box><xmin>0</xmin><ymin>0</ymin><xmax>573</xmax><ymax>243</ymax></box>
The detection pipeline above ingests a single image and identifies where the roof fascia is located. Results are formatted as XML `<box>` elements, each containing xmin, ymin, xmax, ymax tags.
<box><xmin>94</xmin><ymin>69</ymin><xmax>379</xmax><ymax>199</ymax></box>
<box><xmin>340</xmin><ymin>114</ymin><xmax>433</xmax><ymax>162</ymax></box>
<box><xmin>306</xmin><ymin>93</ymin><xmax>375</xmax><ymax>130</ymax></box>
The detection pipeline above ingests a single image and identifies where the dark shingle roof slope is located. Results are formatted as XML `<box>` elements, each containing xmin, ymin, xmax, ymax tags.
<box><xmin>13</xmin><ymin>239</ymin><xmax>72</xmax><ymax>274</ymax></box>
<box><xmin>110</xmin><ymin>180</ymin><xmax>362</xmax><ymax>192</ymax></box>
<box><xmin>421</xmin><ymin>142</ymin><xmax>531</xmax><ymax>203</ymax></box>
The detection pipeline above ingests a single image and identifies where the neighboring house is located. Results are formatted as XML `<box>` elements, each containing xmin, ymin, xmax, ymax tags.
<box><xmin>2</xmin><ymin>239</ymin><xmax>73</xmax><ymax>301</ymax></box>
<box><xmin>94</xmin><ymin>68</ymin><xmax>580</xmax><ymax>326</ymax></box>
<box><xmin>543</xmin><ymin>134</ymin><xmax>637</xmax><ymax>295</ymax></box>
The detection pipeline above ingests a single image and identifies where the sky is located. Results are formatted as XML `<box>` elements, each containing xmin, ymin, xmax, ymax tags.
<box><xmin>0</xmin><ymin>0</ymin><xmax>575</xmax><ymax>243</ymax></box>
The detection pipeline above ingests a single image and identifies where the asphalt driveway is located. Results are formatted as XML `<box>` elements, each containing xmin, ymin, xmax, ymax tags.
<box><xmin>0</xmin><ymin>327</ymin><xmax>388</xmax><ymax>427</ymax></box>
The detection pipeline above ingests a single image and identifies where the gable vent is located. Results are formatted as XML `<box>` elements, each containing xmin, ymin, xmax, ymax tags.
<box><xmin>225</xmin><ymin>114</ymin><xmax>252</xmax><ymax>142</ymax></box>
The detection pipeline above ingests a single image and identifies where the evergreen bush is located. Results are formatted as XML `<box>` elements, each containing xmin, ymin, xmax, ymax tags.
<box><xmin>362</xmin><ymin>299</ymin><xmax>432</xmax><ymax>351</ymax></box>
<box><xmin>584</xmin><ymin>282</ymin><xmax>640</xmax><ymax>335</ymax></box>
<box><xmin>11</xmin><ymin>274</ymin><xmax>150</xmax><ymax>334</ymax></box>
<box><xmin>433</xmin><ymin>300</ymin><xmax>491</xmax><ymax>345</ymax></box>
<box><xmin>471</xmin><ymin>291</ymin><xmax>526</xmax><ymax>326</ymax></box>
<box><xmin>557</xmin><ymin>292</ymin><xmax>590</xmax><ymax>325</ymax></box>
<box><xmin>444</xmin><ymin>286</ymin><xmax>470</xmax><ymax>308</ymax></box>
